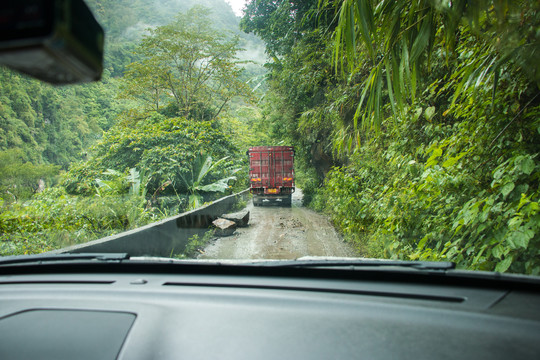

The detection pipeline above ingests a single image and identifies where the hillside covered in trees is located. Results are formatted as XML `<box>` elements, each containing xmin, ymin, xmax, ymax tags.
<box><xmin>1</xmin><ymin>0</ymin><xmax>539</xmax><ymax>275</ymax></box>
<box><xmin>0</xmin><ymin>0</ymin><xmax>269</xmax><ymax>255</ymax></box>
<box><xmin>241</xmin><ymin>0</ymin><xmax>540</xmax><ymax>274</ymax></box>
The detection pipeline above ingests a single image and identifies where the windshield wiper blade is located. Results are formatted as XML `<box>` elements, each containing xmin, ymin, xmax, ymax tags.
<box><xmin>248</xmin><ymin>259</ymin><xmax>455</xmax><ymax>271</ymax></box>
<box><xmin>0</xmin><ymin>253</ymin><xmax>130</xmax><ymax>266</ymax></box>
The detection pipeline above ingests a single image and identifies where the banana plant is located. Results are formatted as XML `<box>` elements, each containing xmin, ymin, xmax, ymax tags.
<box><xmin>95</xmin><ymin>168</ymin><xmax>150</xmax><ymax>198</ymax></box>
<box><xmin>179</xmin><ymin>155</ymin><xmax>240</xmax><ymax>210</ymax></box>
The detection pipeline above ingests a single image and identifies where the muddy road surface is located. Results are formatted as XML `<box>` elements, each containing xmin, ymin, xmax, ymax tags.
<box><xmin>199</xmin><ymin>189</ymin><xmax>356</xmax><ymax>260</ymax></box>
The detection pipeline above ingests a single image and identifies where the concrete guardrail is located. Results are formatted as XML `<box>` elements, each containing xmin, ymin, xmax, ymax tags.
<box><xmin>54</xmin><ymin>189</ymin><xmax>250</xmax><ymax>257</ymax></box>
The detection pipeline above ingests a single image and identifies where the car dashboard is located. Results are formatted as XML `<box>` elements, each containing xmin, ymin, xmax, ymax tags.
<box><xmin>1</xmin><ymin>261</ymin><xmax>540</xmax><ymax>359</ymax></box>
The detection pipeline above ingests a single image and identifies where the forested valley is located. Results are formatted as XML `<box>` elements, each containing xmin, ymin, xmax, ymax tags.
<box><xmin>1</xmin><ymin>0</ymin><xmax>269</xmax><ymax>255</ymax></box>
<box><xmin>1</xmin><ymin>0</ymin><xmax>539</xmax><ymax>275</ymax></box>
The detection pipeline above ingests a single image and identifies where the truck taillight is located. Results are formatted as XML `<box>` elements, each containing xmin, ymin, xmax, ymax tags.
<box><xmin>251</xmin><ymin>178</ymin><xmax>261</xmax><ymax>182</ymax></box>
<box><xmin>283</xmin><ymin>178</ymin><xmax>293</xmax><ymax>181</ymax></box>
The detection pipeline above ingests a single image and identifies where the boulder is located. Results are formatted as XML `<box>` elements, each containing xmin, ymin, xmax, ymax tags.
<box><xmin>212</xmin><ymin>218</ymin><xmax>237</xmax><ymax>237</ymax></box>
<box><xmin>222</xmin><ymin>210</ymin><xmax>250</xmax><ymax>227</ymax></box>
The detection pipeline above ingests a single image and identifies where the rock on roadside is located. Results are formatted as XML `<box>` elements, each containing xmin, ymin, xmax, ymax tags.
<box><xmin>212</xmin><ymin>218</ymin><xmax>237</xmax><ymax>237</ymax></box>
<box><xmin>222</xmin><ymin>210</ymin><xmax>250</xmax><ymax>227</ymax></box>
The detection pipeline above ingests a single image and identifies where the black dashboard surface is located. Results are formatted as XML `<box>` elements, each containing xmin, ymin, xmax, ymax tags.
<box><xmin>1</xmin><ymin>264</ymin><xmax>540</xmax><ymax>359</ymax></box>
<box><xmin>0</xmin><ymin>309</ymin><xmax>135</xmax><ymax>360</ymax></box>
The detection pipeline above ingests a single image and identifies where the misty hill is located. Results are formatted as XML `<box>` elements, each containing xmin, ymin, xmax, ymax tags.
<box><xmin>87</xmin><ymin>0</ymin><xmax>266</xmax><ymax>76</ymax></box>
<box><xmin>89</xmin><ymin>0</ymin><xmax>238</xmax><ymax>37</ymax></box>
<box><xmin>0</xmin><ymin>0</ymin><xmax>266</xmax><ymax>169</ymax></box>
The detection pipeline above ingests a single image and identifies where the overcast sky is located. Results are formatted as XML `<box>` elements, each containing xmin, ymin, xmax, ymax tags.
<box><xmin>224</xmin><ymin>0</ymin><xmax>248</xmax><ymax>16</ymax></box>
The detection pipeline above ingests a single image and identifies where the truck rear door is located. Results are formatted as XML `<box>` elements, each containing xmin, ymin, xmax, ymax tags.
<box><xmin>270</xmin><ymin>148</ymin><xmax>294</xmax><ymax>190</ymax></box>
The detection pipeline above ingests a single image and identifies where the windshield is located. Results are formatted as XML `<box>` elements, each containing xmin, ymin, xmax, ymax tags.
<box><xmin>0</xmin><ymin>0</ymin><xmax>538</xmax><ymax>276</ymax></box>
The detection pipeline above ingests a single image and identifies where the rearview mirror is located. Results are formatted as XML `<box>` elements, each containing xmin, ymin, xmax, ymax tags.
<box><xmin>0</xmin><ymin>0</ymin><xmax>104</xmax><ymax>84</ymax></box>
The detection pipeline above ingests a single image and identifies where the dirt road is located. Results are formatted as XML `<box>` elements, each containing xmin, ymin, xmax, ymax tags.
<box><xmin>199</xmin><ymin>189</ymin><xmax>356</xmax><ymax>260</ymax></box>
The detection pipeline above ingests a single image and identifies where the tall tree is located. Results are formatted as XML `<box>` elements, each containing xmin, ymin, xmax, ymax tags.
<box><xmin>240</xmin><ymin>0</ymin><xmax>341</xmax><ymax>179</ymax></box>
<box><xmin>120</xmin><ymin>6</ymin><xmax>250</xmax><ymax>121</ymax></box>
<box><xmin>62</xmin><ymin>114</ymin><xmax>236</xmax><ymax>196</ymax></box>
<box><xmin>241</xmin><ymin>0</ymin><xmax>321</xmax><ymax>58</ymax></box>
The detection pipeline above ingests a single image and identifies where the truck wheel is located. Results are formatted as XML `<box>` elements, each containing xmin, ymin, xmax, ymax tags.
<box><xmin>253</xmin><ymin>197</ymin><xmax>261</xmax><ymax>207</ymax></box>
<box><xmin>283</xmin><ymin>195</ymin><xmax>292</xmax><ymax>207</ymax></box>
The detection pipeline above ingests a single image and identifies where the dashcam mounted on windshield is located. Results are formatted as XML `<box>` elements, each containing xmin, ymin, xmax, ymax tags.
<box><xmin>0</xmin><ymin>0</ymin><xmax>104</xmax><ymax>84</ymax></box>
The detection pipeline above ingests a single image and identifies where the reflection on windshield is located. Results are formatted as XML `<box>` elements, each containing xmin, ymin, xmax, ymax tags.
<box><xmin>0</xmin><ymin>0</ymin><xmax>538</xmax><ymax>276</ymax></box>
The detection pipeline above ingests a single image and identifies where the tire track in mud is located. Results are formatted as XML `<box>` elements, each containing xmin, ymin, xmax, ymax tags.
<box><xmin>198</xmin><ymin>189</ymin><xmax>356</xmax><ymax>260</ymax></box>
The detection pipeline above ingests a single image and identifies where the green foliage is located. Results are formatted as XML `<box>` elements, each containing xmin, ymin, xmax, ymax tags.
<box><xmin>324</xmin><ymin>0</ymin><xmax>540</xmax><ymax>130</ymax></box>
<box><xmin>88</xmin><ymin>0</ymin><xmax>266</xmax><ymax>77</ymax></box>
<box><xmin>230</xmin><ymin>197</ymin><xmax>248</xmax><ymax>213</ymax></box>
<box><xmin>310</xmin><ymin>70</ymin><xmax>540</xmax><ymax>274</ymax></box>
<box><xmin>93</xmin><ymin>167</ymin><xmax>150</xmax><ymax>200</ymax></box>
<box><xmin>177</xmin><ymin>230</ymin><xmax>217</xmax><ymax>259</ymax></box>
<box><xmin>0</xmin><ymin>149</ymin><xmax>60</xmax><ymax>201</ymax></box>
<box><xmin>243</xmin><ymin>0</ymin><xmax>540</xmax><ymax>274</ymax></box>
<box><xmin>179</xmin><ymin>155</ymin><xmax>240</xmax><ymax>210</ymax></box>
<box><xmin>217</xmin><ymin>105</ymin><xmax>271</xmax><ymax>149</ymax></box>
<box><xmin>0</xmin><ymin>0</ymin><xmax>263</xmax><ymax>258</ymax></box>
<box><xmin>0</xmin><ymin>67</ymin><xmax>127</xmax><ymax>168</ymax></box>
<box><xmin>63</xmin><ymin>115</ymin><xmax>237</xmax><ymax>196</ymax></box>
<box><xmin>243</xmin><ymin>6</ymin><xmax>342</xmax><ymax>180</ymax></box>
<box><xmin>241</xmin><ymin>0</ymin><xmax>321</xmax><ymax>57</ymax></box>
<box><xmin>0</xmin><ymin>187</ymin><xmax>159</xmax><ymax>256</ymax></box>
<box><xmin>3</xmin><ymin>0</ymin><xmax>538</xmax><ymax>276</ymax></box>
<box><xmin>120</xmin><ymin>6</ymin><xmax>251</xmax><ymax>121</ymax></box>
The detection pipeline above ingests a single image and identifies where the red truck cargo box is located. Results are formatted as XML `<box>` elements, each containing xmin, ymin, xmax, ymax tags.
<box><xmin>248</xmin><ymin>146</ymin><xmax>295</xmax><ymax>206</ymax></box>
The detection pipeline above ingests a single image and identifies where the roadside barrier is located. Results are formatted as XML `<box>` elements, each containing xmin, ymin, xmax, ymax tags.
<box><xmin>53</xmin><ymin>189</ymin><xmax>249</xmax><ymax>257</ymax></box>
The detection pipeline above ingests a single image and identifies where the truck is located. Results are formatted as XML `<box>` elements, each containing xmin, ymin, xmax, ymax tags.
<box><xmin>248</xmin><ymin>146</ymin><xmax>295</xmax><ymax>207</ymax></box>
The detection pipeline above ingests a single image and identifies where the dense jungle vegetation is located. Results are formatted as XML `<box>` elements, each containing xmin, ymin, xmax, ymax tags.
<box><xmin>241</xmin><ymin>0</ymin><xmax>540</xmax><ymax>274</ymax></box>
<box><xmin>1</xmin><ymin>0</ymin><xmax>269</xmax><ymax>255</ymax></box>
<box><xmin>1</xmin><ymin>0</ymin><xmax>539</xmax><ymax>276</ymax></box>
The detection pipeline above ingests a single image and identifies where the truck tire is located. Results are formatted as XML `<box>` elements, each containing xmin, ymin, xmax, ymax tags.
<box><xmin>253</xmin><ymin>196</ymin><xmax>261</xmax><ymax>207</ymax></box>
<box><xmin>282</xmin><ymin>194</ymin><xmax>292</xmax><ymax>207</ymax></box>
